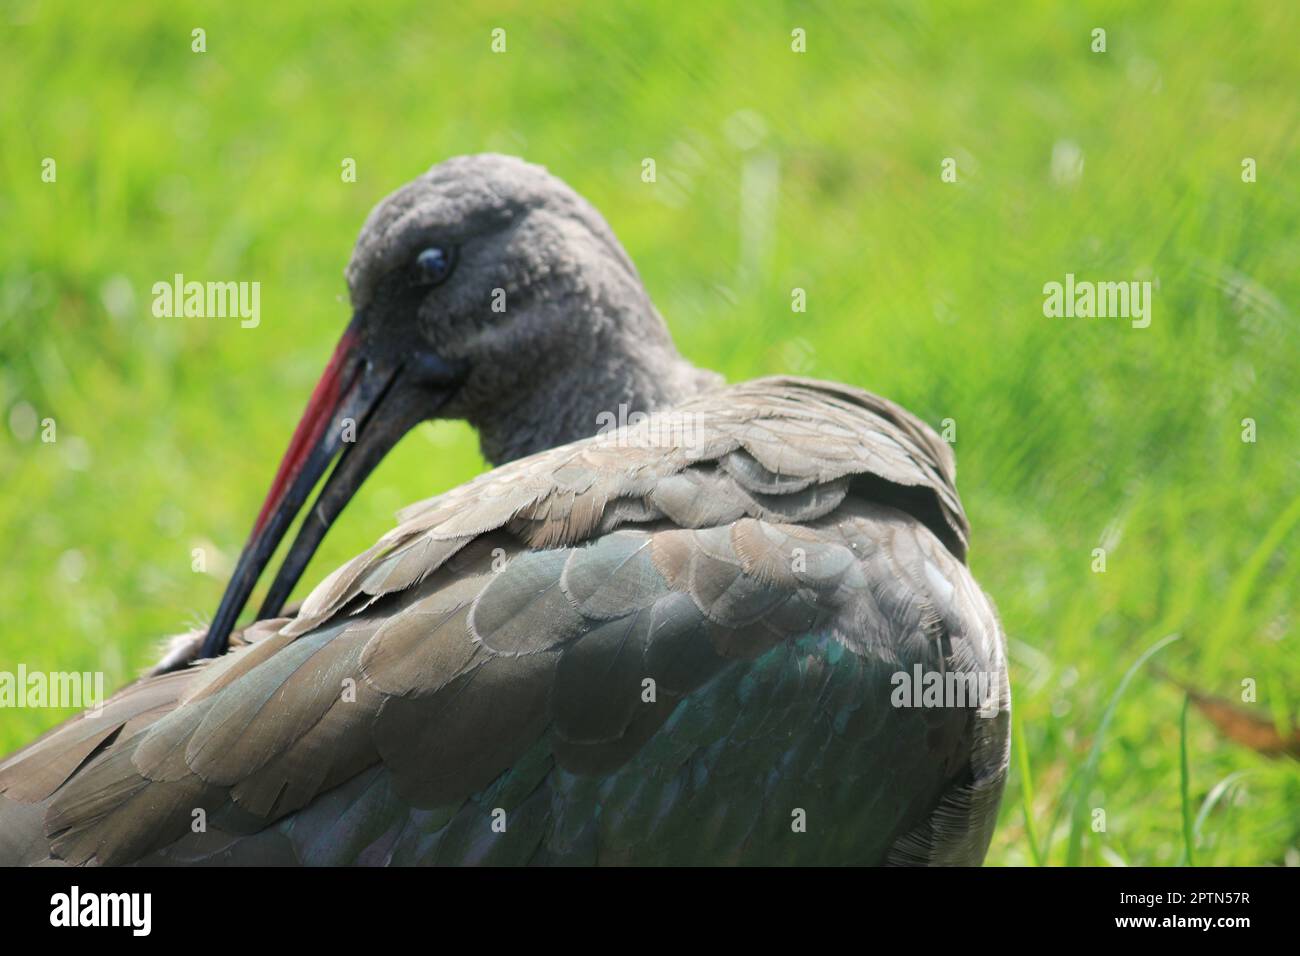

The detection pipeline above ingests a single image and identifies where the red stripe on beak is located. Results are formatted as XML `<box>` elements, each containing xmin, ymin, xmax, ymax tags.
<box><xmin>251</xmin><ymin>327</ymin><xmax>359</xmax><ymax>536</ymax></box>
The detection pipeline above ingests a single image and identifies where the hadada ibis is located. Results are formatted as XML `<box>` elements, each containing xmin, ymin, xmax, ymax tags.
<box><xmin>0</xmin><ymin>154</ymin><xmax>1010</xmax><ymax>865</ymax></box>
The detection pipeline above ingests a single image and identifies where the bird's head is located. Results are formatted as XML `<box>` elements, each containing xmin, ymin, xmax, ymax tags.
<box><xmin>199</xmin><ymin>154</ymin><xmax>705</xmax><ymax>658</ymax></box>
<box><xmin>343</xmin><ymin>153</ymin><xmax>670</xmax><ymax>423</ymax></box>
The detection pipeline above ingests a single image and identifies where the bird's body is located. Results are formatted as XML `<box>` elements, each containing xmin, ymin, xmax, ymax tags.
<box><xmin>0</xmin><ymin>156</ymin><xmax>1009</xmax><ymax>865</ymax></box>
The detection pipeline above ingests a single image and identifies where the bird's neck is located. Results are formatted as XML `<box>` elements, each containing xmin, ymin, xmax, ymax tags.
<box><xmin>473</xmin><ymin>333</ymin><xmax>721</xmax><ymax>466</ymax></box>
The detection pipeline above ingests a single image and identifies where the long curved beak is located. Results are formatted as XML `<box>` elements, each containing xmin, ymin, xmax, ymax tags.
<box><xmin>197</xmin><ymin>319</ymin><xmax>461</xmax><ymax>659</ymax></box>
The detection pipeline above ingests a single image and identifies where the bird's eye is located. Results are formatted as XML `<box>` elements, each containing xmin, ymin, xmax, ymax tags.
<box><xmin>412</xmin><ymin>246</ymin><xmax>456</xmax><ymax>286</ymax></box>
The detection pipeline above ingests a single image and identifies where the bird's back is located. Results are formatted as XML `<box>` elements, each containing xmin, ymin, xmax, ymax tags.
<box><xmin>0</xmin><ymin>377</ymin><xmax>1008</xmax><ymax>865</ymax></box>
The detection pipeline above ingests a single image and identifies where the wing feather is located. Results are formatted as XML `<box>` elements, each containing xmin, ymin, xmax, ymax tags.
<box><xmin>1</xmin><ymin>377</ymin><xmax>1003</xmax><ymax>865</ymax></box>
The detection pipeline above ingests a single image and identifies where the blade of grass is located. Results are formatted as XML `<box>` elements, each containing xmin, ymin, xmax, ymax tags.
<box><xmin>1204</xmin><ymin>491</ymin><xmax>1300</xmax><ymax>672</ymax></box>
<box><xmin>1179</xmin><ymin>693</ymin><xmax>1195</xmax><ymax>866</ymax></box>
<box><xmin>1013</xmin><ymin>703</ymin><xmax>1044</xmax><ymax>866</ymax></box>
<box><xmin>1041</xmin><ymin>606</ymin><xmax>1183</xmax><ymax>857</ymax></box>
<box><xmin>1193</xmin><ymin>769</ymin><xmax>1259</xmax><ymax>865</ymax></box>
<box><xmin>1063</xmin><ymin>632</ymin><xmax>1182</xmax><ymax>866</ymax></box>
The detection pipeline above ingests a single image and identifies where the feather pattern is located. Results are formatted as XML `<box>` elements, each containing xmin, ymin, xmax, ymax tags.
<box><xmin>0</xmin><ymin>377</ymin><xmax>1007</xmax><ymax>866</ymax></box>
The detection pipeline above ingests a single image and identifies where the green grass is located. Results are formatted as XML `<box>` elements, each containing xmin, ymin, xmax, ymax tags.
<box><xmin>1</xmin><ymin>0</ymin><xmax>1296</xmax><ymax>865</ymax></box>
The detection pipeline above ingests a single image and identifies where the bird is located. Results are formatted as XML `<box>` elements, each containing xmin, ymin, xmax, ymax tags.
<box><xmin>0</xmin><ymin>154</ymin><xmax>1009</xmax><ymax>866</ymax></box>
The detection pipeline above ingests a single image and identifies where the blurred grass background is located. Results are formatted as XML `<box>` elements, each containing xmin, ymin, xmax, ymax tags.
<box><xmin>1</xmin><ymin>0</ymin><xmax>1296</xmax><ymax>865</ymax></box>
